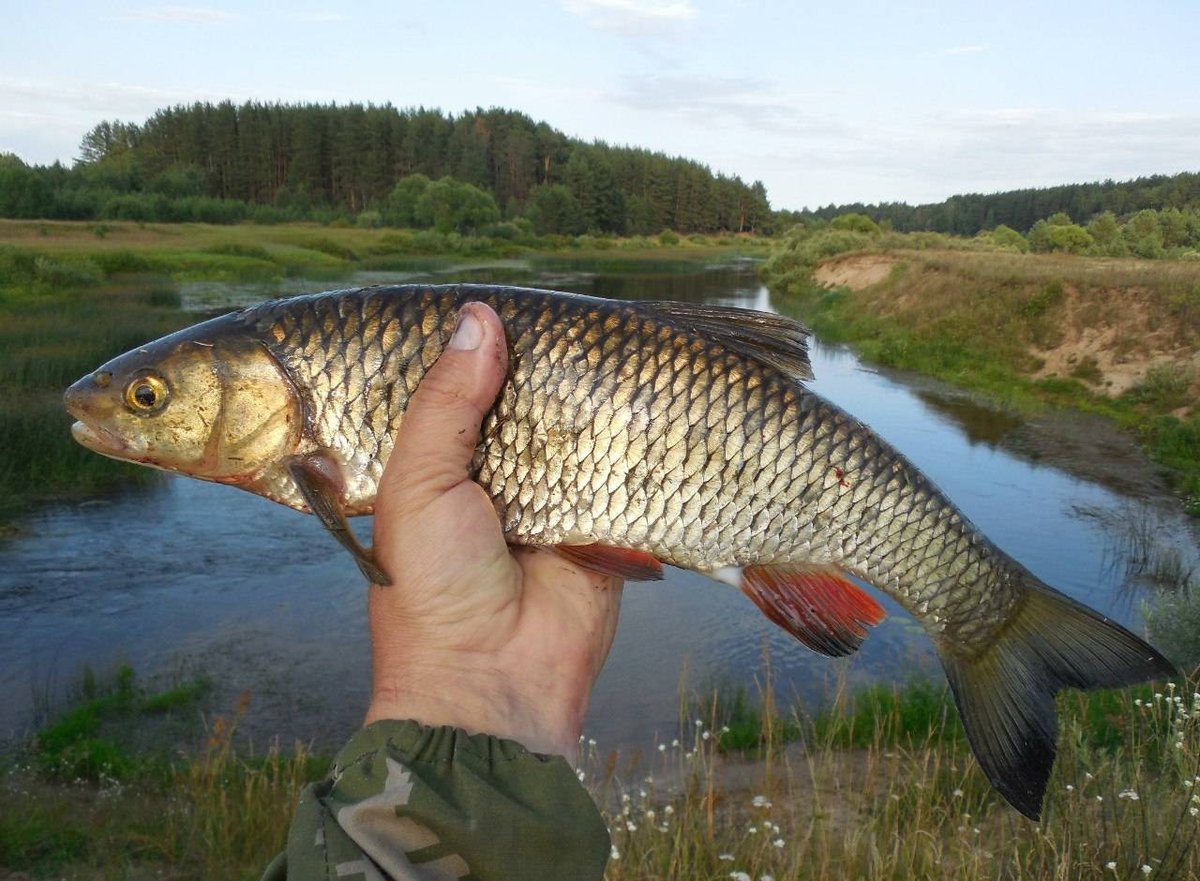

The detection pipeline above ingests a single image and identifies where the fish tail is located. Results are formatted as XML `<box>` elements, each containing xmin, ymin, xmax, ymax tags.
<box><xmin>939</xmin><ymin>577</ymin><xmax>1174</xmax><ymax>820</ymax></box>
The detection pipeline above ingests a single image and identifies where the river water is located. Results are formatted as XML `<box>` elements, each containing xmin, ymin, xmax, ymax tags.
<box><xmin>1</xmin><ymin>258</ymin><xmax>1195</xmax><ymax>753</ymax></box>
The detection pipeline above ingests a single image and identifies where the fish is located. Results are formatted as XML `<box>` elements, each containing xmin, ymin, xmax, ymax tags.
<box><xmin>63</xmin><ymin>283</ymin><xmax>1173</xmax><ymax>818</ymax></box>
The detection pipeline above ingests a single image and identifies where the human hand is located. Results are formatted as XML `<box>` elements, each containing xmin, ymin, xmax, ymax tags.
<box><xmin>364</xmin><ymin>302</ymin><xmax>624</xmax><ymax>762</ymax></box>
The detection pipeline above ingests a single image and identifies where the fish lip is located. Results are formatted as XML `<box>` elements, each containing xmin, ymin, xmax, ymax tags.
<box><xmin>70</xmin><ymin>418</ymin><xmax>130</xmax><ymax>458</ymax></box>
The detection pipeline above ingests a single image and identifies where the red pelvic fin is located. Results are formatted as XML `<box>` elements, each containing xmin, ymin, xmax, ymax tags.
<box><xmin>739</xmin><ymin>563</ymin><xmax>885</xmax><ymax>657</ymax></box>
<box><xmin>553</xmin><ymin>543</ymin><xmax>665</xmax><ymax>581</ymax></box>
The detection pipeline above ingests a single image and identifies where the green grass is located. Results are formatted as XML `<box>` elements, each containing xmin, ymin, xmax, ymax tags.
<box><xmin>0</xmin><ymin>252</ymin><xmax>191</xmax><ymax>523</ymax></box>
<box><xmin>30</xmin><ymin>664</ymin><xmax>211</xmax><ymax>782</ymax></box>
<box><xmin>4</xmin><ymin>668</ymin><xmax>1195</xmax><ymax>880</ymax></box>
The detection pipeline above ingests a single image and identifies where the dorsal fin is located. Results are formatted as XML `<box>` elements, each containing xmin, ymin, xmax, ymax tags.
<box><xmin>636</xmin><ymin>300</ymin><xmax>813</xmax><ymax>381</ymax></box>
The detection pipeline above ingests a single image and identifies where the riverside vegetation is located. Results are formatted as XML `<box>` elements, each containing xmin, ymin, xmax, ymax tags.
<box><xmin>3</xmin><ymin>662</ymin><xmax>1199</xmax><ymax>880</ymax></box>
<box><xmin>760</xmin><ymin>222</ymin><xmax>1200</xmax><ymax>516</ymax></box>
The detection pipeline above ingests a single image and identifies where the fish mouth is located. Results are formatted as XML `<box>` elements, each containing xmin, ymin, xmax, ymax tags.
<box><xmin>70</xmin><ymin>418</ymin><xmax>131</xmax><ymax>460</ymax></box>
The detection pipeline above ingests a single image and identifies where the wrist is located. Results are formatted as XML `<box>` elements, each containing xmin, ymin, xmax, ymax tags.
<box><xmin>365</xmin><ymin>658</ymin><xmax>585</xmax><ymax>761</ymax></box>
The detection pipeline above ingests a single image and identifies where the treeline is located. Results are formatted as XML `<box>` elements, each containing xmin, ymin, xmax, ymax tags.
<box><xmin>0</xmin><ymin>102</ymin><xmax>772</xmax><ymax>235</ymax></box>
<box><xmin>789</xmin><ymin>206</ymin><xmax>1200</xmax><ymax>261</ymax></box>
<box><xmin>789</xmin><ymin>171</ymin><xmax>1200</xmax><ymax>237</ymax></box>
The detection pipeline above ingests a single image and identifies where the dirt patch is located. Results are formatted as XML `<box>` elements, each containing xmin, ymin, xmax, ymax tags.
<box><xmin>812</xmin><ymin>254</ymin><xmax>899</xmax><ymax>291</ymax></box>
<box><xmin>1032</xmin><ymin>283</ymin><xmax>1198</xmax><ymax>398</ymax></box>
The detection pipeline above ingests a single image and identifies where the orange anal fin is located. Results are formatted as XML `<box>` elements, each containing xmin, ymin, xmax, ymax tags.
<box><xmin>734</xmin><ymin>563</ymin><xmax>885</xmax><ymax>658</ymax></box>
<box><xmin>553</xmin><ymin>543</ymin><xmax>664</xmax><ymax>581</ymax></box>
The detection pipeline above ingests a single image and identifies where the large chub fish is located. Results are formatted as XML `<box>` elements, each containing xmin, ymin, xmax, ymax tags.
<box><xmin>64</xmin><ymin>284</ymin><xmax>1173</xmax><ymax>818</ymax></box>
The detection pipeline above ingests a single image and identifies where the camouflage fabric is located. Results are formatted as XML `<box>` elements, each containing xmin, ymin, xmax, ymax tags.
<box><xmin>262</xmin><ymin>720</ymin><xmax>610</xmax><ymax>881</ymax></box>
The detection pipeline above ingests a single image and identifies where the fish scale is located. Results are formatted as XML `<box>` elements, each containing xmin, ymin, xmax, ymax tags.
<box><xmin>65</xmin><ymin>282</ymin><xmax>1174</xmax><ymax>820</ymax></box>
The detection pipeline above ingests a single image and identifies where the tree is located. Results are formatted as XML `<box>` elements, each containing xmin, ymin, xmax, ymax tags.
<box><xmin>526</xmin><ymin>183</ymin><xmax>583</xmax><ymax>235</ymax></box>
<box><xmin>384</xmin><ymin>174</ymin><xmax>431</xmax><ymax>227</ymax></box>
<box><xmin>830</xmin><ymin>212</ymin><xmax>880</xmax><ymax>234</ymax></box>
<box><xmin>1086</xmin><ymin>212</ymin><xmax>1125</xmax><ymax>256</ymax></box>
<box><xmin>989</xmin><ymin>224</ymin><xmax>1029</xmax><ymax>252</ymax></box>
<box><xmin>414</xmin><ymin>176</ymin><xmax>500</xmax><ymax>234</ymax></box>
<box><xmin>1124</xmin><ymin>209</ymin><xmax>1164</xmax><ymax>258</ymax></box>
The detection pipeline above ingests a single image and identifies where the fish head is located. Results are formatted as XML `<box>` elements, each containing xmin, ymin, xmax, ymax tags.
<box><xmin>64</xmin><ymin>316</ymin><xmax>303</xmax><ymax>483</ymax></box>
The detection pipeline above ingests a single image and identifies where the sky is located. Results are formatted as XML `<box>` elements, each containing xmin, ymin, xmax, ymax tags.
<box><xmin>2</xmin><ymin>1</ymin><xmax>1198</xmax><ymax>211</ymax></box>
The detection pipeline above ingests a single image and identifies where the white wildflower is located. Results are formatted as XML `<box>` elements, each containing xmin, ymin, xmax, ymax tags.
<box><xmin>752</xmin><ymin>795</ymin><xmax>772</xmax><ymax>808</ymax></box>
<box><xmin>730</xmin><ymin>872</ymin><xmax>752</xmax><ymax>881</ymax></box>
<box><xmin>772</xmin><ymin>837</ymin><xmax>785</xmax><ymax>848</ymax></box>
<box><xmin>1106</xmin><ymin>862</ymin><xmax>1117</xmax><ymax>872</ymax></box>
<box><xmin>1142</xmin><ymin>865</ymin><xmax>1152</xmax><ymax>876</ymax></box>
<box><xmin>718</xmin><ymin>853</ymin><xmax>735</xmax><ymax>861</ymax></box>
<box><xmin>610</xmin><ymin>845</ymin><xmax>620</xmax><ymax>861</ymax></box>
<box><xmin>1118</xmin><ymin>789</ymin><xmax>1140</xmax><ymax>801</ymax></box>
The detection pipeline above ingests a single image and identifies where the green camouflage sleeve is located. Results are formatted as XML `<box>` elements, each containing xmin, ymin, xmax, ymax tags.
<box><xmin>261</xmin><ymin>720</ymin><xmax>610</xmax><ymax>881</ymax></box>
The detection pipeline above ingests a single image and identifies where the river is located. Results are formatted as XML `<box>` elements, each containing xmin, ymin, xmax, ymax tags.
<box><xmin>1</xmin><ymin>258</ymin><xmax>1195</xmax><ymax>753</ymax></box>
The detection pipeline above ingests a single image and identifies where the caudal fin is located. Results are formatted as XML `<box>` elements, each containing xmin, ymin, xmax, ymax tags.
<box><xmin>940</xmin><ymin>581</ymin><xmax>1175</xmax><ymax>820</ymax></box>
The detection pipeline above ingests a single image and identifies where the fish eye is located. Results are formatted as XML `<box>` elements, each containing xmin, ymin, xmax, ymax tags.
<box><xmin>124</xmin><ymin>375</ymin><xmax>169</xmax><ymax>413</ymax></box>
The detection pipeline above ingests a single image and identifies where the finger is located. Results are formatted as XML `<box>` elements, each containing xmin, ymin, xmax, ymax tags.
<box><xmin>378</xmin><ymin>302</ymin><xmax>508</xmax><ymax>519</ymax></box>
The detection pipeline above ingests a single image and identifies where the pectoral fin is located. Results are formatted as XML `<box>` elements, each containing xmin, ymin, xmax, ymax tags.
<box><xmin>552</xmin><ymin>543</ymin><xmax>664</xmax><ymax>580</ymax></box>
<box><xmin>285</xmin><ymin>453</ymin><xmax>391</xmax><ymax>585</ymax></box>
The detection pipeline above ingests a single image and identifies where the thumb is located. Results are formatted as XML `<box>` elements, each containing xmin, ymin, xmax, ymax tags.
<box><xmin>379</xmin><ymin>302</ymin><xmax>508</xmax><ymax>517</ymax></box>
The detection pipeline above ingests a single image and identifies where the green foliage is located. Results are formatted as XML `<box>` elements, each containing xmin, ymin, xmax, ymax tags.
<box><xmin>1028</xmin><ymin>216</ymin><xmax>1095</xmax><ymax>254</ymax></box>
<box><xmin>414</xmin><ymin>176</ymin><xmax>501</xmax><ymax>234</ymax></box>
<box><xmin>3</xmin><ymin>102</ymin><xmax>773</xmax><ymax>235</ymax></box>
<box><xmin>810</xmin><ymin>681</ymin><xmax>963</xmax><ymax>749</ymax></box>
<box><xmin>830</xmin><ymin>211</ymin><xmax>880</xmax><ymax>234</ymax></box>
<box><xmin>31</xmin><ymin>664</ymin><xmax>211</xmax><ymax>781</ymax></box>
<box><xmin>989</xmin><ymin>224</ymin><xmax>1029</xmax><ymax>252</ymax></box>
<box><xmin>1145</xmin><ymin>587</ymin><xmax>1200</xmax><ymax>672</ymax></box>
<box><xmin>1125</xmin><ymin>363</ymin><xmax>1194</xmax><ymax>411</ymax></box>
<box><xmin>792</xmin><ymin>169</ymin><xmax>1200</xmax><ymax>239</ymax></box>
<box><xmin>0</xmin><ymin>804</ymin><xmax>90</xmax><ymax>872</ymax></box>
<box><xmin>384</xmin><ymin>173</ymin><xmax>431</xmax><ymax>227</ymax></box>
<box><xmin>527</xmin><ymin>183</ymin><xmax>584</xmax><ymax>235</ymax></box>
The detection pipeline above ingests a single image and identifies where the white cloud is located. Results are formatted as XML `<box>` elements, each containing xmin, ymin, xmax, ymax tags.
<box><xmin>611</xmin><ymin>73</ymin><xmax>845</xmax><ymax>138</ymax></box>
<box><xmin>132</xmin><ymin>6</ymin><xmax>239</xmax><ymax>25</ymax></box>
<box><xmin>563</xmin><ymin>0</ymin><xmax>697</xmax><ymax>33</ymax></box>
